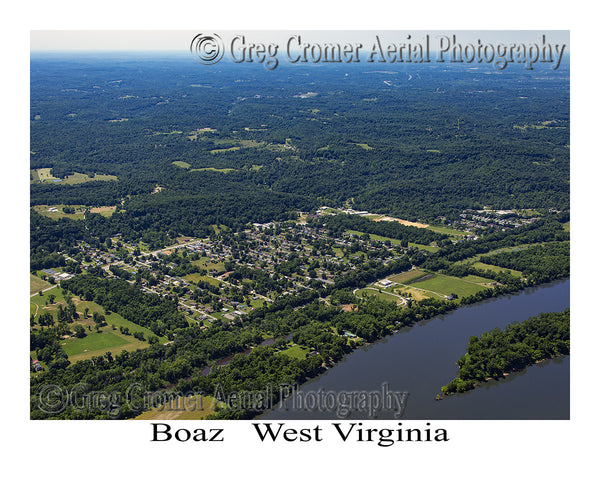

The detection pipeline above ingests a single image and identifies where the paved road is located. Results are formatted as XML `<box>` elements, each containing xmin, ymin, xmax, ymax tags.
<box><xmin>30</xmin><ymin>284</ymin><xmax>57</xmax><ymax>298</ymax></box>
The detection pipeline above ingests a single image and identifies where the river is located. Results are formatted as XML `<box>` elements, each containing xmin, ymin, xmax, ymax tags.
<box><xmin>263</xmin><ymin>278</ymin><xmax>570</xmax><ymax>420</ymax></box>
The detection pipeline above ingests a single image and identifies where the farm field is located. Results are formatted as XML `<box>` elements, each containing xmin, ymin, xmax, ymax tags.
<box><xmin>33</xmin><ymin>204</ymin><xmax>116</xmax><ymax>220</ymax></box>
<box><xmin>409</xmin><ymin>273</ymin><xmax>491</xmax><ymax>299</ymax></box>
<box><xmin>346</xmin><ymin>229</ymin><xmax>438</xmax><ymax>252</ymax></box>
<box><xmin>387</xmin><ymin>269</ymin><xmax>430</xmax><ymax>284</ymax></box>
<box><xmin>31</xmin><ymin>289</ymin><xmax>164</xmax><ymax>363</ymax></box>
<box><xmin>61</xmin><ymin>330</ymin><xmax>129</xmax><ymax>357</ymax></box>
<box><xmin>134</xmin><ymin>395</ymin><xmax>219</xmax><ymax>420</ymax></box>
<box><xmin>355</xmin><ymin>288</ymin><xmax>403</xmax><ymax>305</ymax></box>
<box><xmin>471</xmin><ymin>261</ymin><xmax>523</xmax><ymax>278</ymax></box>
<box><xmin>184</xmin><ymin>273</ymin><xmax>222</xmax><ymax>287</ymax></box>
<box><xmin>392</xmin><ymin>285</ymin><xmax>435</xmax><ymax>301</ymax></box>
<box><xmin>190</xmin><ymin>167</ymin><xmax>237</xmax><ymax>173</ymax></box>
<box><xmin>425</xmin><ymin>225</ymin><xmax>467</xmax><ymax>237</ymax></box>
<box><xmin>172</xmin><ymin>160</ymin><xmax>191</xmax><ymax>169</ymax></box>
<box><xmin>31</xmin><ymin>168</ymin><xmax>117</xmax><ymax>185</ymax></box>
<box><xmin>30</xmin><ymin>274</ymin><xmax>52</xmax><ymax>295</ymax></box>
<box><xmin>191</xmin><ymin>258</ymin><xmax>226</xmax><ymax>274</ymax></box>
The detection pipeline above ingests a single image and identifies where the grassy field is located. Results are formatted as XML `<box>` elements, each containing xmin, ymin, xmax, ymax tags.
<box><xmin>61</xmin><ymin>330</ymin><xmax>130</xmax><ymax>357</ymax></box>
<box><xmin>172</xmin><ymin>160</ymin><xmax>191</xmax><ymax>169</ymax></box>
<box><xmin>346</xmin><ymin>229</ymin><xmax>438</xmax><ymax>251</ymax></box>
<box><xmin>425</xmin><ymin>225</ymin><xmax>466</xmax><ymax>237</ymax></box>
<box><xmin>461</xmin><ymin>274</ymin><xmax>496</xmax><ymax>284</ymax></box>
<box><xmin>190</xmin><ymin>167</ymin><xmax>237</xmax><ymax>173</ymax></box>
<box><xmin>278</xmin><ymin>344</ymin><xmax>310</xmax><ymax>360</ymax></box>
<box><xmin>410</xmin><ymin>274</ymin><xmax>489</xmax><ymax>298</ymax></box>
<box><xmin>31</xmin><ymin>168</ymin><xmax>117</xmax><ymax>185</ymax></box>
<box><xmin>134</xmin><ymin>395</ymin><xmax>219</xmax><ymax>420</ymax></box>
<box><xmin>33</xmin><ymin>205</ymin><xmax>116</xmax><ymax>220</ymax></box>
<box><xmin>184</xmin><ymin>273</ymin><xmax>222</xmax><ymax>287</ymax></box>
<box><xmin>355</xmin><ymin>288</ymin><xmax>402</xmax><ymax>304</ymax></box>
<box><xmin>471</xmin><ymin>261</ymin><xmax>522</xmax><ymax>278</ymax></box>
<box><xmin>191</xmin><ymin>257</ymin><xmax>226</xmax><ymax>274</ymax></box>
<box><xmin>388</xmin><ymin>269</ymin><xmax>429</xmax><ymax>284</ymax></box>
<box><xmin>408</xmin><ymin>242</ymin><xmax>440</xmax><ymax>252</ymax></box>
<box><xmin>457</xmin><ymin>243</ymin><xmax>543</xmax><ymax>265</ymax></box>
<box><xmin>31</xmin><ymin>286</ymin><xmax>68</xmax><ymax>310</ymax></box>
<box><xmin>392</xmin><ymin>285</ymin><xmax>435</xmax><ymax>301</ymax></box>
<box><xmin>31</xmin><ymin>290</ymin><xmax>163</xmax><ymax>362</ymax></box>
<box><xmin>210</xmin><ymin>146</ymin><xmax>241</xmax><ymax>154</ymax></box>
<box><xmin>30</xmin><ymin>274</ymin><xmax>52</xmax><ymax>295</ymax></box>
<box><xmin>352</xmin><ymin>142</ymin><xmax>374</xmax><ymax>150</ymax></box>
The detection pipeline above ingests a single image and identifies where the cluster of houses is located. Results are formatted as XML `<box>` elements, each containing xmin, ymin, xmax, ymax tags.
<box><xmin>455</xmin><ymin>209</ymin><xmax>539</xmax><ymax>233</ymax></box>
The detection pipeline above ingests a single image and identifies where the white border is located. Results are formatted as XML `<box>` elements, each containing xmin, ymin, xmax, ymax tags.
<box><xmin>5</xmin><ymin>1</ymin><xmax>597</xmax><ymax>478</ymax></box>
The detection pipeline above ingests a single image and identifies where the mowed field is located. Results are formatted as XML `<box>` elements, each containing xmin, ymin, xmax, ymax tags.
<box><xmin>30</xmin><ymin>288</ymin><xmax>164</xmax><ymax>363</ymax></box>
<box><xmin>384</xmin><ymin>269</ymin><xmax>494</xmax><ymax>300</ymax></box>
<box><xmin>409</xmin><ymin>273</ymin><xmax>491</xmax><ymax>298</ymax></box>
<box><xmin>388</xmin><ymin>269</ymin><xmax>430</xmax><ymax>284</ymax></box>
<box><xmin>355</xmin><ymin>288</ymin><xmax>404</xmax><ymax>305</ymax></box>
<box><xmin>30</xmin><ymin>273</ymin><xmax>52</xmax><ymax>295</ymax></box>
<box><xmin>31</xmin><ymin>168</ymin><xmax>117</xmax><ymax>185</ymax></box>
<box><xmin>277</xmin><ymin>344</ymin><xmax>310</xmax><ymax>360</ymax></box>
<box><xmin>33</xmin><ymin>205</ymin><xmax>116</xmax><ymax>220</ymax></box>
<box><xmin>134</xmin><ymin>395</ymin><xmax>219</xmax><ymax>420</ymax></box>
<box><xmin>345</xmin><ymin>230</ymin><xmax>439</xmax><ymax>252</ymax></box>
<box><xmin>471</xmin><ymin>261</ymin><xmax>523</xmax><ymax>278</ymax></box>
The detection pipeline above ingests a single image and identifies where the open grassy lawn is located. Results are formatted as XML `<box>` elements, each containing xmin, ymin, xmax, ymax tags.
<box><xmin>30</xmin><ymin>274</ymin><xmax>52</xmax><ymax>295</ymax></box>
<box><xmin>393</xmin><ymin>285</ymin><xmax>435</xmax><ymax>301</ymax></box>
<box><xmin>61</xmin><ymin>330</ymin><xmax>129</xmax><ymax>357</ymax></box>
<box><xmin>172</xmin><ymin>160</ymin><xmax>191</xmax><ymax>169</ymax></box>
<box><xmin>352</xmin><ymin>142</ymin><xmax>374</xmax><ymax>150</ymax></box>
<box><xmin>388</xmin><ymin>269</ymin><xmax>429</xmax><ymax>284</ymax></box>
<box><xmin>31</xmin><ymin>169</ymin><xmax>117</xmax><ymax>185</ymax></box>
<box><xmin>278</xmin><ymin>344</ymin><xmax>310</xmax><ymax>360</ymax></box>
<box><xmin>33</xmin><ymin>204</ymin><xmax>116</xmax><ymax>220</ymax></box>
<box><xmin>191</xmin><ymin>258</ymin><xmax>226</xmax><ymax>273</ymax></box>
<box><xmin>250</xmin><ymin>298</ymin><xmax>265</xmax><ymax>309</ymax></box>
<box><xmin>190</xmin><ymin>167</ymin><xmax>237</xmax><ymax>173</ymax></box>
<box><xmin>346</xmin><ymin>229</ymin><xmax>402</xmax><ymax>245</ymax></box>
<box><xmin>410</xmin><ymin>274</ymin><xmax>489</xmax><ymax>298</ymax></box>
<box><xmin>408</xmin><ymin>242</ymin><xmax>440</xmax><ymax>252</ymax></box>
<box><xmin>134</xmin><ymin>395</ymin><xmax>219</xmax><ymax>420</ymax></box>
<box><xmin>348</xmin><ymin>229</ymin><xmax>439</xmax><ymax>252</ymax></box>
<box><xmin>184</xmin><ymin>273</ymin><xmax>222</xmax><ymax>287</ymax></box>
<box><xmin>458</xmin><ymin>243</ymin><xmax>543</xmax><ymax>265</ymax></box>
<box><xmin>355</xmin><ymin>288</ymin><xmax>402</xmax><ymax>304</ymax></box>
<box><xmin>31</xmin><ymin>286</ymin><xmax>68</xmax><ymax>311</ymax></box>
<box><xmin>461</xmin><ymin>274</ymin><xmax>496</xmax><ymax>284</ymax></box>
<box><xmin>471</xmin><ymin>261</ymin><xmax>523</xmax><ymax>278</ymax></box>
<box><xmin>425</xmin><ymin>225</ymin><xmax>466</xmax><ymax>237</ymax></box>
<box><xmin>210</xmin><ymin>146</ymin><xmax>241</xmax><ymax>154</ymax></box>
<box><xmin>31</xmin><ymin>292</ymin><xmax>164</xmax><ymax>363</ymax></box>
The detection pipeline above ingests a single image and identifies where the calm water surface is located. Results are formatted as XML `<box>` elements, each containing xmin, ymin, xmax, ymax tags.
<box><xmin>264</xmin><ymin>278</ymin><xmax>570</xmax><ymax>420</ymax></box>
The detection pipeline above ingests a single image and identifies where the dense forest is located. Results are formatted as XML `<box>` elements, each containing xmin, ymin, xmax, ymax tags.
<box><xmin>440</xmin><ymin>309</ymin><xmax>569</xmax><ymax>395</ymax></box>
<box><xmin>31</xmin><ymin>56</ymin><xmax>569</xmax><ymax>244</ymax></box>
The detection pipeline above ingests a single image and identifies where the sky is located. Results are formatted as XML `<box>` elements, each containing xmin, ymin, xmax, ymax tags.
<box><xmin>31</xmin><ymin>30</ymin><xmax>569</xmax><ymax>53</ymax></box>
